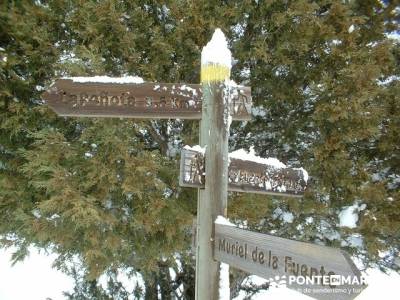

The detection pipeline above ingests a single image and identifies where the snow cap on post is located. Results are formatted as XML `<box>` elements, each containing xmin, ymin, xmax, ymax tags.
<box><xmin>201</xmin><ymin>28</ymin><xmax>231</xmax><ymax>83</ymax></box>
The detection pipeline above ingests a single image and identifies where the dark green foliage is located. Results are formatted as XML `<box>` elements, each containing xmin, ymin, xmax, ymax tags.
<box><xmin>0</xmin><ymin>0</ymin><xmax>399</xmax><ymax>298</ymax></box>
<box><xmin>229</xmin><ymin>0</ymin><xmax>400</xmax><ymax>269</ymax></box>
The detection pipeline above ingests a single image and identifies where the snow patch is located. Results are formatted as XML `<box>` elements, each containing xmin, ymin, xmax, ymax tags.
<box><xmin>252</xmin><ymin>106</ymin><xmax>266</xmax><ymax>117</ymax></box>
<box><xmin>179</xmin><ymin>84</ymin><xmax>198</xmax><ymax>96</ymax></box>
<box><xmin>201</xmin><ymin>28</ymin><xmax>232</xmax><ymax>68</ymax></box>
<box><xmin>338</xmin><ymin>203</ymin><xmax>359</xmax><ymax>228</ymax></box>
<box><xmin>296</xmin><ymin>167</ymin><xmax>309</xmax><ymax>183</ymax></box>
<box><xmin>386</xmin><ymin>31</ymin><xmax>400</xmax><ymax>41</ymax></box>
<box><xmin>282</xmin><ymin>212</ymin><xmax>294</xmax><ymax>223</ymax></box>
<box><xmin>64</xmin><ymin>76</ymin><xmax>144</xmax><ymax>84</ymax></box>
<box><xmin>183</xmin><ymin>144</ymin><xmax>206</xmax><ymax>154</ymax></box>
<box><xmin>378</xmin><ymin>75</ymin><xmax>399</xmax><ymax>85</ymax></box>
<box><xmin>341</xmin><ymin>234</ymin><xmax>363</xmax><ymax>248</ymax></box>
<box><xmin>169</xmin><ymin>267</ymin><xmax>176</xmax><ymax>281</ymax></box>
<box><xmin>215</xmin><ymin>215</ymin><xmax>235</xmax><ymax>227</ymax></box>
<box><xmin>240</xmin><ymin>67</ymin><xmax>250</xmax><ymax>78</ymax></box>
<box><xmin>229</xmin><ymin>147</ymin><xmax>286</xmax><ymax>169</ymax></box>
<box><xmin>32</xmin><ymin>209</ymin><xmax>41</xmax><ymax>219</ymax></box>
<box><xmin>273</xmin><ymin>208</ymin><xmax>294</xmax><ymax>224</ymax></box>
<box><xmin>219</xmin><ymin>263</ymin><xmax>230</xmax><ymax>300</ymax></box>
<box><xmin>348</xmin><ymin>24</ymin><xmax>355</xmax><ymax>33</ymax></box>
<box><xmin>331</xmin><ymin>39</ymin><xmax>342</xmax><ymax>46</ymax></box>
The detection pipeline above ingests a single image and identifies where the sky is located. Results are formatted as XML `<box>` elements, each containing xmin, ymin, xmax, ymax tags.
<box><xmin>0</xmin><ymin>247</ymin><xmax>74</xmax><ymax>300</ymax></box>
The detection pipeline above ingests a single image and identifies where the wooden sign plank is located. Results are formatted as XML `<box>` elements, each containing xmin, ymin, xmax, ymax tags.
<box><xmin>179</xmin><ymin>148</ymin><xmax>307</xmax><ymax>197</ymax></box>
<box><xmin>42</xmin><ymin>79</ymin><xmax>252</xmax><ymax>120</ymax></box>
<box><xmin>214</xmin><ymin>223</ymin><xmax>366</xmax><ymax>300</ymax></box>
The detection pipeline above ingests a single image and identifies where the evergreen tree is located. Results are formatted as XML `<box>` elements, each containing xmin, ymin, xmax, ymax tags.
<box><xmin>230</xmin><ymin>0</ymin><xmax>400</xmax><ymax>270</ymax></box>
<box><xmin>0</xmin><ymin>0</ymin><xmax>398</xmax><ymax>299</ymax></box>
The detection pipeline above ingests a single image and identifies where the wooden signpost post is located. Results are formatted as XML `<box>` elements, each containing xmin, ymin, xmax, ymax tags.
<box><xmin>43</xmin><ymin>29</ymin><xmax>365</xmax><ymax>300</ymax></box>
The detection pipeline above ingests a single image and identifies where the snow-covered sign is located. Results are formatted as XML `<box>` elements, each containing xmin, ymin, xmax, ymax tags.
<box><xmin>214</xmin><ymin>222</ymin><xmax>366</xmax><ymax>300</ymax></box>
<box><xmin>42</xmin><ymin>79</ymin><xmax>251</xmax><ymax>120</ymax></box>
<box><xmin>179</xmin><ymin>147</ymin><xmax>307</xmax><ymax>197</ymax></box>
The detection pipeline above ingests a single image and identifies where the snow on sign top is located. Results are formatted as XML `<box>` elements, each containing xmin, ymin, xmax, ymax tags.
<box><xmin>201</xmin><ymin>28</ymin><xmax>232</xmax><ymax>69</ymax></box>
<box><xmin>63</xmin><ymin>76</ymin><xmax>145</xmax><ymax>84</ymax></box>
<box><xmin>229</xmin><ymin>147</ymin><xmax>309</xmax><ymax>183</ymax></box>
<box><xmin>215</xmin><ymin>215</ymin><xmax>235</xmax><ymax>227</ymax></box>
<box><xmin>180</xmin><ymin>146</ymin><xmax>308</xmax><ymax>197</ymax></box>
<box><xmin>229</xmin><ymin>148</ymin><xmax>287</xmax><ymax>169</ymax></box>
<box><xmin>183</xmin><ymin>144</ymin><xmax>206</xmax><ymax>154</ymax></box>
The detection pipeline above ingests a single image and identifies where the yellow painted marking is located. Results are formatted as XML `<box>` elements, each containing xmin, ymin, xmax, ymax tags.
<box><xmin>201</xmin><ymin>64</ymin><xmax>230</xmax><ymax>83</ymax></box>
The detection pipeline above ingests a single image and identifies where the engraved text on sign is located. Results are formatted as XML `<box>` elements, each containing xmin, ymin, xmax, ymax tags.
<box><xmin>179</xmin><ymin>148</ymin><xmax>307</xmax><ymax>197</ymax></box>
<box><xmin>42</xmin><ymin>79</ymin><xmax>252</xmax><ymax>120</ymax></box>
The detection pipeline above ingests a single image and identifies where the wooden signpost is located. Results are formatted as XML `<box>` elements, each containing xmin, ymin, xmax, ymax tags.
<box><xmin>214</xmin><ymin>223</ymin><xmax>365</xmax><ymax>300</ymax></box>
<box><xmin>42</xmin><ymin>79</ymin><xmax>251</xmax><ymax>120</ymax></box>
<box><xmin>43</xmin><ymin>29</ymin><xmax>366</xmax><ymax>300</ymax></box>
<box><xmin>179</xmin><ymin>147</ymin><xmax>307</xmax><ymax>197</ymax></box>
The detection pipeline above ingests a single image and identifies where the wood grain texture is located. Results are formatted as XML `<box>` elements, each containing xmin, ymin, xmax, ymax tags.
<box><xmin>214</xmin><ymin>223</ymin><xmax>366</xmax><ymax>300</ymax></box>
<box><xmin>179</xmin><ymin>148</ymin><xmax>307</xmax><ymax>197</ymax></box>
<box><xmin>42</xmin><ymin>79</ymin><xmax>251</xmax><ymax>120</ymax></box>
<box><xmin>195</xmin><ymin>81</ymin><xmax>230</xmax><ymax>299</ymax></box>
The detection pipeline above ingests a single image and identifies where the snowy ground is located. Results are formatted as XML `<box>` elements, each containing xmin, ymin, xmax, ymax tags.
<box><xmin>1</xmin><ymin>247</ymin><xmax>400</xmax><ymax>300</ymax></box>
<box><xmin>232</xmin><ymin>269</ymin><xmax>400</xmax><ymax>300</ymax></box>
<box><xmin>0</xmin><ymin>247</ymin><xmax>74</xmax><ymax>300</ymax></box>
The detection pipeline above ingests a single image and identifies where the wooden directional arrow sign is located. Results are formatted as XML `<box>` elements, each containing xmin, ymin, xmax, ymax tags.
<box><xmin>214</xmin><ymin>223</ymin><xmax>366</xmax><ymax>300</ymax></box>
<box><xmin>42</xmin><ymin>79</ymin><xmax>251</xmax><ymax>120</ymax></box>
<box><xmin>179</xmin><ymin>148</ymin><xmax>307</xmax><ymax>197</ymax></box>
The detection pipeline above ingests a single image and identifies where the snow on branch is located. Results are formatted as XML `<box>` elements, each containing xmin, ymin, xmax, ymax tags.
<box><xmin>63</xmin><ymin>76</ymin><xmax>144</xmax><ymax>84</ymax></box>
